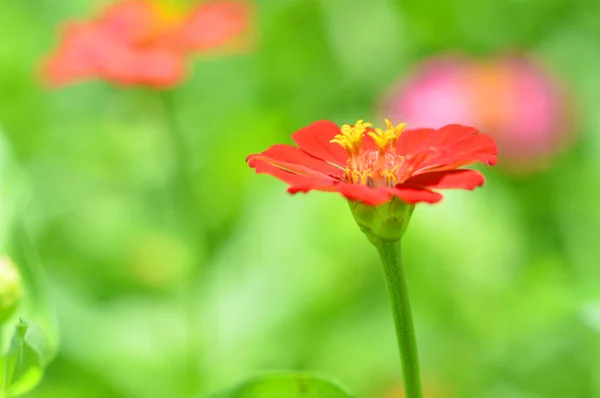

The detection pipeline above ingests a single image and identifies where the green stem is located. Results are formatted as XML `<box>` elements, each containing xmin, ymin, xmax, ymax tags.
<box><xmin>159</xmin><ymin>92</ymin><xmax>198</xmax><ymax>229</ymax></box>
<box><xmin>158</xmin><ymin>91</ymin><xmax>202</xmax><ymax>396</ymax></box>
<box><xmin>376</xmin><ymin>241</ymin><xmax>422</xmax><ymax>398</ymax></box>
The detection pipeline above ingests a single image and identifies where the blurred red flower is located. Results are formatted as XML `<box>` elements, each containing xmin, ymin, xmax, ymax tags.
<box><xmin>382</xmin><ymin>54</ymin><xmax>573</xmax><ymax>171</ymax></box>
<box><xmin>247</xmin><ymin>119</ymin><xmax>498</xmax><ymax>205</ymax></box>
<box><xmin>43</xmin><ymin>0</ymin><xmax>252</xmax><ymax>88</ymax></box>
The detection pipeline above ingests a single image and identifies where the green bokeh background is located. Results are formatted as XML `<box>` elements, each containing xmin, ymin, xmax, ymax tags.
<box><xmin>1</xmin><ymin>0</ymin><xmax>600</xmax><ymax>397</ymax></box>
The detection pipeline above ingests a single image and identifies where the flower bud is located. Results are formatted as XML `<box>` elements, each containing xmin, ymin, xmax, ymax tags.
<box><xmin>0</xmin><ymin>256</ymin><xmax>23</xmax><ymax>322</ymax></box>
<box><xmin>349</xmin><ymin>198</ymin><xmax>415</xmax><ymax>246</ymax></box>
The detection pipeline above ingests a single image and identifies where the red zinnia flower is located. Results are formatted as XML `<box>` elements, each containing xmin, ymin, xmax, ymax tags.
<box><xmin>43</xmin><ymin>0</ymin><xmax>252</xmax><ymax>88</ymax></box>
<box><xmin>247</xmin><ymin>119</ymin><xmax>498</xmax><ymax>205</ymax></box>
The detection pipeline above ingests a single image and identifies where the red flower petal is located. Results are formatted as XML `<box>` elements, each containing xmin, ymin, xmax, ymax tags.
<box><xmin>133</xmin><ymin>49</ymin><xmax>186</xmax><ymax>87</ymax></box>
<box><xmin>247</xmin><ymin>144</ymin><xmax>343</xmax><ymax>178</ymax></box>
<box><xmin>291</xmin><ymin>120</ymin><xmax>348</xmax><ymax>166</ymax></box>
<box><xmin>396</xmin><ymin>124</ymin><xmax>478</xmax><ymax>155</ymax></box>
<box><xmin>386</xmin><ymin>187</ymin><xmax>443</xmax><ymax>204</ymax></box>
<box><xmin>87</xmin><ymin>41</ymin><xmax>183</xmax><ymax>88</ymax></box>
<box><xmin>286</xmin><ymin>183</ymin><xmax>336</xmax><ymax>194</ymax></box>
<box><xmin>173</xmin><ymin>1</ymin><xmax>251</xmax><ymax>52</ymax></box>
<box><xmin>42</xmin><ymin>22</ymin><xmax>113</xmax><ymax>86</ymax></box>
<box><xmin>292</xmin><ymin>181</ymin><xmax>445</xmax><ymax>205</ymax></box>
<box><xmin>440</xmin><ymin>133</ymin><xmax>498</xmax><ymax>163</ymax></box>
<box><xmin>434</xmin><ymin>124</ymin><xmax>479</xmax><ymax>144</ymax></box>
<box><xmin>249</xmin><ymin>157</ymin><xmax>335</xmax><ymax>187</ymax></box>
<box><xmin>97</xmin><ymin>0</ymin><xmax>158</xmax><ymax>43</ymax></box>
<box><xmin>250</xmin><ymin>156</ymin><xmax>347</xmax><ymax>201</ymax></box>
<box><xmin>288</xmin><ymin>183</ymin><xmax>396</xmax><ymax>206</ymax></box>
<box><xmin>415</xmin><ymin>134</ymin><xmax>498</xmax><ymax>174</ymax></box>
<box><xmin>248</xmin><ymin>149</ymin><xmax>392</xmax><ymax>205</ymax></box>
<box><xmin>396</xmin><ymin>127</ymin><xmax>439</xmax><ymax>155</ymax></box>
<box><xmin>336</xmin><ymin>183</ymin><xmax>392</xmax><ymax>205</ymax></box>
<box><xmin>402</xmin><ymin>169</ymin><xmax>485</xmax><ymax>190</ymax></box>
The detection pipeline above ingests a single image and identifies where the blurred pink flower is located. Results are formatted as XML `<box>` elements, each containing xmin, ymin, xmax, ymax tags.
<box><xmin>42</xmin><ymin>0</ymin><xmax>253</xmax><ymax>88</ymax></box>
<box><xmin>382</xmin><ymin>54</ymin><xmax>573</xmax><ymax>172</ymax></box>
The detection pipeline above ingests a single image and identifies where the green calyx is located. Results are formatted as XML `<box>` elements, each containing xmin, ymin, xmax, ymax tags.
<box><xmin>348</xmin><ymin>197</ymin><xmax>415</xmax><ymax>246</ymax></box>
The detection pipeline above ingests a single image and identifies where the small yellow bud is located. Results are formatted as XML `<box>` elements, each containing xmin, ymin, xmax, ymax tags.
<box><xmin>0</xmin><ymin>256</ymin><xmax>23</xmax><ymax>322</ymax></box>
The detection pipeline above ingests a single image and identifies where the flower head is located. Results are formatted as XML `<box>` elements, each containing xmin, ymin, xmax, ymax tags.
<box><xmin>246</xmin><ymin>119</ymin><xmax>498</xmax><ymax>206</ymax></box>
<box><xmin>382</xmin><ymin>54</ymin><xmax>572</xmax><ymax>171</ymax></box>
<box><xmin>42</xmin><ymin>0</ymin><xmax>252</xmax><ymax>88</ymax></box>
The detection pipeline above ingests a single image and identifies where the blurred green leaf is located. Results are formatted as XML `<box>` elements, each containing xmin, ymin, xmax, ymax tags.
<box><xmin>0</xmin><ymin>131</ymin><xmax>58</xmax><ymax>396</ymax></box>
<box><xmin>0</xmin><ymin>319</ymin><xmax>52</xmax><ymax>397</ymax></box>
<box><xmin>213</xmin><ymin>373</ymin><xmax>354</xmax><ymax>398</ymax></box>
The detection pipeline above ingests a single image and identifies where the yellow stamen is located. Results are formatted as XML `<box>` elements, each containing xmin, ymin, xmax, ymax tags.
<box><xmin>368</xmin><ymin>119</ymin><xmax>406</xmax><ymax>152</ymax></box>
<box><xmin>330</xmin><ymin>118</ymin><xmax>408</xmax><ymax>188</ymax></box>
<box><xmin>330</xmin><ymin>119</ymin><xmax>372</xmax><ymax>155</ymax></box>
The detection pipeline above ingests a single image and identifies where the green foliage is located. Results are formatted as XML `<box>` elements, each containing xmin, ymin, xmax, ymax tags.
<box><xmin>0</xmin><ymin>134</ymin><xmax>57</xmax><ymax>397</ymax></box>
<box><xmin>212</xmin><ymin>373</ymin><xmax>354</xmax><ymax>398</ymax></box>
<box><xmin>0</xmin><ymin>320</ymin><xmax>52</xmax><ymax>397</ymax></box>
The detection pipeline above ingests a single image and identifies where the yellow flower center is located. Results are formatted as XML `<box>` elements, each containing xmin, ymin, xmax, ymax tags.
<box><xmin>368</xmin><ymin>118</ymin><xmax>406</xmax><ymax>153</ymax></box>
<box><xmin>330</xmin><ymin>119</ymin><xmax>372</xmax><ymax>155</ymax></box>
<box><xmin>331</xmin><ymin>119</ymin><xmax>407</xmax><ymax>187</ymax></box>
<box><xmin>130</xmin><ymin>1</ymin><xmax>184</xmax><ymax>46</ymax></box>
<box><xmin>151</xmin><ymin>1</ymin><xmax>184</xmax><ymax>24</ymax></box>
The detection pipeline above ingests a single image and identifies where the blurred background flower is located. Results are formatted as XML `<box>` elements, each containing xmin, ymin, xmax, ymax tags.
<box><xmin>42</xmin><ymin>0</ymin><xmax>252</xmax><ymax>87</ymax></box>
<box><xmin>382</xmin><ymin>53</ymin><xmax>574</xmax><ymax>172</ymax></box>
